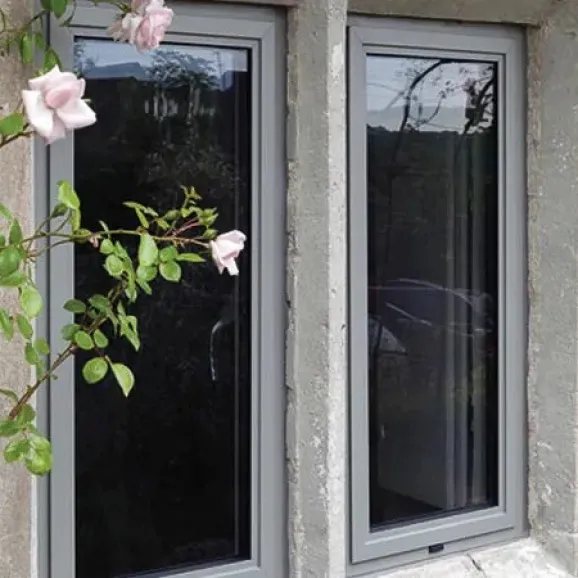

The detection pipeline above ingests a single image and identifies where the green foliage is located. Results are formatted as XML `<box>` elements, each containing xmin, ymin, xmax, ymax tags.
<box><xmin>0</xmin><ymin>0</ymin><xmax>226</xmax><ymax>477</ymax></box>
<box><xmin>82</xmin><ymin>357</ymin><xmax>108</xmax><ymax>384</ymax></box>
<box><xmin>41</xmin><ymin>0</ymin><xmax>69</xmax><ymax>19</ymax></box>
<box><xmin>138</xmin><ymin>233</ymin><xmax>158</xmax><ymax>266</ymax></box>
<box><xmin>19</xmin><ymin>284</ymin><xmax>43</xmax><ymax>318</ymax></box>
<box><xmin>74</xmin><ymin>331</ymin><xmax>94</xmax><ymax>351</ymax></box>
<box><xmin>0</xmin><ymin>113</ymin><xmax>25</xmax><ymax>137</ymax></box>
<box><xmin>159</xmin><ymin>260</ymin><xmax>181</xmax><ymax>282</ymax></box>
<box><xmin>111</xmin><ymin>362</ymin><xmax>135</xmax><ymax>397</ymax></box>
<box><xmin>63</xmin><ymin>299</ymin><xmax>86</xmax><ymax>314</ymax></box>
<box><xmin>0</xmin><ymin>308</ymin><xmax>13</xmax><ymax>340</ymax></box>
<box><xmin>16</xmin><ymin>314</ymin><xmax>33</xmax><ymax>339</ymax></box>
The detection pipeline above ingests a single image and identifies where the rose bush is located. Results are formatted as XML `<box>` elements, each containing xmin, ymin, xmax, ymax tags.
<box><xmin>0</xmin><ymin>0</ymin><xmax>245</xmax><ymax>475</ymax></box>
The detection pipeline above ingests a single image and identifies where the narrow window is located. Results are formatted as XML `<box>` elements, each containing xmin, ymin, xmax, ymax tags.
<box><xmin>366</xmin><ymin>56</ymin><xmax>499</xmax><ymax>530</ymax></box>
<box><xmin>348</xmin><ymin>19</ymin><xmax>525</xmax><ymax>571</ymax></box>
<box><xmin>46</xmin><ymin>5</ymin><xmax>284</xmax><ymax>578</ymax></box>
<box><xmin>73</xmin><ymin>39</ymin><xmax>252</xmax><ymax>578</ymax></box>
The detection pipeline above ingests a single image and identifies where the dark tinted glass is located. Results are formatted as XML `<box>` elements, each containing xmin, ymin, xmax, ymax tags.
<box><xmin>366</xmin><ymin>56</ymin><xmax>499</xmax><ymax>530</ymax></box>
<box><xmin>73</xmin><ymin>39</ymin><xmax>251</xmax><ymax>577</ymax></box>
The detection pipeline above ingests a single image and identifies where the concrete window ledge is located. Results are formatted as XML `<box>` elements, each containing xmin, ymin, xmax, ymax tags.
<box><xmin>378</xmin><ymin>540</ymin><xmax>572</xmax><ymax>578</ymax></box>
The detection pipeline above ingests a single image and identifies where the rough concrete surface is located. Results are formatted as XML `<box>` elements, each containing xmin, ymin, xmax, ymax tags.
<box><xmin>285</xmin><ymin>0</ymin><xmax>348</xmax><ymax>575</ymax></box>
<box><xmin>348</xmin><ymin>0</ymin><xmax>558</xmax><ymax>26</ymax></box>
<box><xmin>381</xmin><ymin>540</ymin><xmax>573</xmax><ymax>577</ymax></box>
<box><xmin>526</xmin><ymin>0</ymin><xmax>578</xmax><ymax>575</ymax></box>
<box><xmin>0</xmin><ymin>1</ymin><xmax>32</xmax><ymax>578</ymax></box>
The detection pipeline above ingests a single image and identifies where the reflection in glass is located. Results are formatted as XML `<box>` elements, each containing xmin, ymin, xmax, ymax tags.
<box><xmin>73</xmin><ymin>39</ymin><xmax>251</xmax><ymax>577</ymax></box>
<box><xmin>366</xmin><ymin>56</ymin><xmax>499</xmax><ymax>530</ymax></box>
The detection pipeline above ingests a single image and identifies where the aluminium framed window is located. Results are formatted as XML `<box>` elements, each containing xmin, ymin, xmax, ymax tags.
<box><xmin>38</xmin><ymin>3</ymin><xmax>285</xmax><ymax>578</ymax></box>
<box><xmin>348</xmin><ymin>17</ymin><xmax>526</xmax><ymax>573</ymax></box>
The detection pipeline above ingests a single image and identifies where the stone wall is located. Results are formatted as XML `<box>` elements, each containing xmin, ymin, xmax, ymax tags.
<box><xmin>0</xmin><ymin>1</ymin><xmax>32</xmax><ymax>578</ymax></box>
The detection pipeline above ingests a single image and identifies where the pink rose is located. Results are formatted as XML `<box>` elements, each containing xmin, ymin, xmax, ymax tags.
<box><xmin>210</xmin><ymin>231</ymin><xmax>247</xmax><ymax>276</ymax></box>
<box><xmin>22</xmin><ymin>66</ymin><xmax>96</xmax><ymax>143</ymax></box>
<box><xmin>107</xmin><ymin>0</ymin><xmax>173</xmax><ymax>52</ymax></box>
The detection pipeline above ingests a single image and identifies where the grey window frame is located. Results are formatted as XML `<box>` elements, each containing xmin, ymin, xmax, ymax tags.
<box><xmin>36</xmin><ymin>3</ymin><xmax>286</xmax><ymax>578</ymax></box>
<box><xmin>347</xmin><ymin>16</ymin><xmax>526</xmax><ymax>574</ymax></box>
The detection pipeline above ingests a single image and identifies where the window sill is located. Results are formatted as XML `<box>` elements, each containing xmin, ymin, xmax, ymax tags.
<box><xmin>370</xmin><ymin>539</ymin><xmax>572</xmax><ymax>577</ymax></box>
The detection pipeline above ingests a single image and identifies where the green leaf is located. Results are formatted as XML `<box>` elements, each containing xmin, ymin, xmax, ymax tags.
<box><xmin>0</xmin><ymin>112</ymin><xmax>25</xmax><ymax>137</ymax></box>
<box><xmin>159</xmin><ymin>246</ymin><xmax>178</xmax><ymax>262</ymax></box>
<box><xmin>70</xmin><ymin>208</ymin><xmax>81</xmax><ymax>231</ymax></box>
<box><xmin>16</xmin><ymin>404</ymin><xmax>36</xmax><ymax>427</ymax></box>
<box><xmin>123</xmin><ymin>202</ymin><xmax>158</xmax><ymax>217</ymax></box>
<box><xmin>57</xmin><ymin>181</ymin><xmax>80</xmax><ymax>210</ymax></box>
<box><xmin>93</xmin><ymin>329</ymin><xmax>108</xmax><ymax>349</ymax></box>
<box><xmin>165</xmin><ymin>209</ymin><xmax>180</xmax><ymax>220</ymax></box>
<box><xmin>8</xmin><ymin>219</ymin><xmax>22</xmax><ymax>244</ymax></box>
<box><xmin>61</xmin><ymin>323</ymin><xmax>80</xmax><ymax>340</ymax></box>
<box><xmin>100</xmin><ymin>239</ymin><xmax>114</xmax><ymax>255</ymax></box>
<box><xmin>134</xmin><ymin>208</ymin><xmax>149</xmax><ymax>229</ymax></box>
<box><xmin>0</xmin><ymin>202</ymin><xmax>12</xmax><ymax>220</ymax></box>
<box><xmin>50</xmin><ymin>0</ymin><xmax>69</xmax><ymax>18</ymax></box>
<box><xmin>82</xmin><ymin>357</ymin><xmax>108</xmax><ymax>384</ymax></box>
<box><xmin>138</xmin><ymin>234</ymin><xmax>158</xmax><ymax>267</ymax></box>
<box><xmin>19</xmin><ymin>32</ymin><xmax>33</xmax><ymax>64</ymax></box>
<box><xmin>63</xmin><ymin>299</ymin><xmax>86</xmax><ymax>314</ymax></box>
<box><xmin>0</xmin><ymin>234</ymin><xmax>5</xmax><ymax>248</ymax></box>
<box><xmin>136</xmin><ymin>277</ymin><xmax>152</xmax><ymax>295</ymax></box>
<box><xmin>111</xmin><ymin>362</ymin><xmax>135</xmax><ymax>397</ymax></box>
<box><xmin>0</xmin><ymin>271</ymin><xmax>26</xmax><ymax>287</ymax></box>
<box><xmin>43</xmin><ymin>47</ymin><xmax>60</xmax><ymax>71</ymax></box>
<box><xmin>0</xmin><ymin>388</ymin><xmax>18</xmax><ymax>402</ymax></box>
<box><xmin>74</xmin><ymin>228</ymin><xmax>92</xmax><ymax>241</ymax></box>
<box><xmin>25</xmin><ymin>342</ymin><xmax>39</xmax><ymax>365</ymax></box>
<box><xmin>4</xmin><ymin>438</ymin><xmax>29</xmax><ymax>463</ymax></box>
<box><xmin>73</xmin><ymin>330</ymin><xmax>94</xmax><ymax>351</ymax></box>
<box><xmin>0</xmin><ymin>308</ymin><xmax>13</xmax><ymax>340</ymax></box>
<box><xmin>88</xmin><ymin>294</ymin><xmax>110</xmax><ymax>312</ymax></box>
<box><xmin>29</xmin><ymin>433</ymin><xmax>50</xmax><ymax>453</ymax></box>
<box><xmin>177</xmin><ymin>252</ymin><xmax>205</xmax><ymax>263</ymax></box>
<box><xmin>34</xmin><ymin>337</ymin><xmax>50</xmax><ymax>356</ymax></box>
<box><xmin>104</xmin><ymin>254</ymin><xmax>124</xmax><ymax>278</ymax></box>
<box><xmin>0</xmin><ymin>419</ymin><xmax>20</xmax><ymax>437</ymax></box>
<box><xmin>15</xmin><ymin>314</ymin><xmax>32</xmax><ymax>339</ymax></box>
<box><xmin>159</xmin><ymin>261</ymin><xmax>182</xmax><ymax>282</ymax></box>
<box><xmin>20</xmin><ymin>285</ymin><xmax>43</xmax><ymax>318</ymax></box>
<box><xmin>136</xmin><ymin>265</ymin><xmax>157</xmax><ymax>282</ymax></box>
<box><xmin>119</xmin><ymin>315</ymin><xmax>140</xmax><ymax>351</ymax></box>
<box><xmin>24</xmin><ymin>437</ymin><xmax>52</xmax><ymax>476</ymax></box>
<box><xmin>50</xmin><ymin>203</ymin><xmax>68</xmax><ymax>218</ymax></box>
<box><xmin>0</xmin><ymin>246</ymin><xmax>21</xmax><ymax>278</ymax></box>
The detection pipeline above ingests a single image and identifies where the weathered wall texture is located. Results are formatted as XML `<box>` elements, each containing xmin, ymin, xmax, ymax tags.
<box><xmin>348</xmin><ymin>0</ymin><xmax>557</xmax><ymax>25</ymax></box>
<box><xmin>285</xmin><ymin>0</ymin><xmax>348</xmax><ymax>575</ymax></box>
<box><xmin>527</xmin><ymin>0</ymin><xmax>578</xmax><ymax>574</ymax></box>
<box><xmin>0</xmin><ymin>1</ymin><xmax>32</xmax><ymax>578</ymax></box>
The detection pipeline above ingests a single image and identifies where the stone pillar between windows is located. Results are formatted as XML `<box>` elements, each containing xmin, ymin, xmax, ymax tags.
<box><xmin>285</xmin><ymin>0</ymin><xmax>348</xmax><ymax>575</ymax></box>
<box><xmin>527</xmin><ymin>1</ymin><xmax>578</xmax><ymax>575</ymax></box>
<box><xmin>0</xmin><ymin>1</ymin><xmax>33</xmax><ymax>577</ymax></box>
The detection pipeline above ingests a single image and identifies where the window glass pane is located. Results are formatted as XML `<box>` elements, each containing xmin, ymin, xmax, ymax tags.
<box><xmin>73</xmin><ymin>39</ymin><xmax>251</xmax><ymax>577</ymax></box>
<box><xmin>366</xmin><ymin>55</ymin><xmax>499</xmax><ymax>530</ymax></box>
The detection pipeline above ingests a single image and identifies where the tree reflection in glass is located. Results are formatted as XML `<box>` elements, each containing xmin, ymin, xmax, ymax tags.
<box><xmin>366</xmin><ymin>57</ymin><xmax>499</xmax><ymax>530</ymax></box>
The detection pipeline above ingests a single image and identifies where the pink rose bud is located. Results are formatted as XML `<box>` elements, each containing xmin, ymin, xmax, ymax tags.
<box><xmin>22</xmin><ymin>66</ymin><xmax>96</xmax><ymax>144</ymax></box>
<box><xmin>108</xmin><ymin>0</ymin><xmax>173</xmax><ymax>52</ymax></box>
<box><xmin>210</xmin><ymin>230</ymin><xmax>247</xmax><ymax>276</ymax></box>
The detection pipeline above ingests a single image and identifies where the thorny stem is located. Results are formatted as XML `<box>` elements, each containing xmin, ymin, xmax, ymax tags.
<box><xmin>8</xmin><ymin>281</ymin><xmax>126</xmax><ymax>421</ymax></box>
<box><xmin>27</xmin><ymin>227</ymin><xmax>209</xmax><ymax>259</ymax></box>
<box><xmin>8</xmin><ymin>343</ymin><xmax>76</xmax><ymax>420</ymax></box>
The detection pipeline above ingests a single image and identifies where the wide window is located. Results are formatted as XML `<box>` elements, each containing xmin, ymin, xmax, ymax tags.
<box><xmin>348</xmin><ymin>18</ymin><xmax>526</xmax><ymax>572</ymax></box>
<box><xmin>44</xmin><ymin>4</ymin><xmax>284</xmax><ymax>578</ymax></box>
